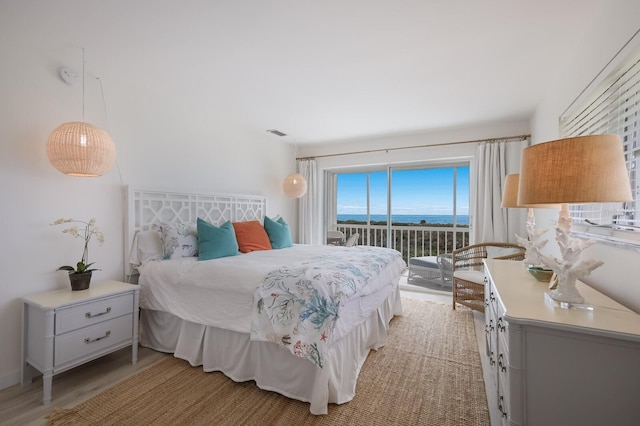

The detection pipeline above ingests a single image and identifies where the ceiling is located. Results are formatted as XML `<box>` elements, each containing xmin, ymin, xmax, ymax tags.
<box><xmin>6</xmin><ymin>0</ymin><xmax>606</xmax><ymax>144</ymax></box>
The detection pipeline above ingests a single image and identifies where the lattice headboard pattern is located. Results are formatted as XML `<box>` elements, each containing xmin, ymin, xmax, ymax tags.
<box><xmin>125</xmin><ymin>186</ymin><xmax>266</xmax><ymax>276</ymax></box>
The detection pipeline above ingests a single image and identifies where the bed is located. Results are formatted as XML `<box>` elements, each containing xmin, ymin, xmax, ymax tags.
<box><xmin>125</xmin><ymin>187</ymin><xmax>406</xmax><ymax>415</ymax></box>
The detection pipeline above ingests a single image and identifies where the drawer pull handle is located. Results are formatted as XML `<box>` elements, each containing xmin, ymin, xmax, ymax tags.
<box><xmin>498</xmin><ymin>353</ymin><xmax>507</xmax><ymax>373</ymax></box>
<box><xmin>498</xmin><ymin>395</ymin><xmax>508</xmax><ymax>418</ymax></box>
<box><xmin>85</xmin><ymin>330</ymin><xmax>111</xmax><ymax>344</ymax></box>
<box><xmin>86</xmin><ymin>307</ymin><xmax>111</xmax><ymax>318</ymax></box>
<box><xmin>485</xmin><ymin>323</ymin><xmax>494</xmax><ymax>335</ymax></box>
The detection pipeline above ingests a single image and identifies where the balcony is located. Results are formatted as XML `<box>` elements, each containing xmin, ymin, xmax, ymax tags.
<box><xmin>334</xmin><ymin>223</ymin><xmax>470</xmax><ymax>264</ymax></box>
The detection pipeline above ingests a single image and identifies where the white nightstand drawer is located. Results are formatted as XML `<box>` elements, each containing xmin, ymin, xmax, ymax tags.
<box><xmin>56</xmin><ymin>292</ymin><xmax>133</xmax><ymax>334</ymax></box>
<box><xmin>55</xmin><ymin>313</ymin><xmax>133</xmax><ymax>368</ymax></box>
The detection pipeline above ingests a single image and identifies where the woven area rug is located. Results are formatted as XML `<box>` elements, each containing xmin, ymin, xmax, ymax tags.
<box><xmin>47</xmin><ymin>298</ymin><xmax>489</xmax><ymax>426</ymax></box>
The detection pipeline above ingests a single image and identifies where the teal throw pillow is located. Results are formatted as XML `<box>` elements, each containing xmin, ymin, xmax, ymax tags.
<box><xmin>263</xmin><ymin>216</ymin><xmax>293</xmax><ymax>249</ymax></box>
<box><xmin>197</xmin><ymin>218</ymin><xmax>239</xmax><ymax>260</ymax></box>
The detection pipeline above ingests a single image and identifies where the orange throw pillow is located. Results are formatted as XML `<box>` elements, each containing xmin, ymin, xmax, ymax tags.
<box><xmin>232</xmin><ymin>220</ymin><xmax>273</xmax><ymax>253</ymax></box>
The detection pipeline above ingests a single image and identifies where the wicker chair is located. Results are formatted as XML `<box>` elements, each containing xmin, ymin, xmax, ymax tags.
<box><xmin>452</xmin><ymin>242</ymin><xmax>525</xmax><ymax>313</ymax></box>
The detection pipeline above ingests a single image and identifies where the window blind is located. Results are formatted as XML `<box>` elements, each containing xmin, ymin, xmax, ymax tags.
<box><xmin>560</xmin><ymin>42</ymin><xmax>640</xmax><ymax>230</ymax></box>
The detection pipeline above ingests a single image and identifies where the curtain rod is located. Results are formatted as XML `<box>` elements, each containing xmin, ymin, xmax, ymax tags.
<box><xmin>295</xmin><ymin>134</ymin><xmax>530</xmax><ymax>161</ymax></box>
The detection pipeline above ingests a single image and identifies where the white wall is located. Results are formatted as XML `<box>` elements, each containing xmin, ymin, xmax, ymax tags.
<box><xmin>530</xmin><ymin>0</ymin><xmax>640</xmax><ymax>311</ymax></box>
<box><xmin>0</xmin><ymin>40</ymin><xmax>297</xmax><ymax>389</ymax></box>
<box><xmin>298</xmin><ymin>120</ymin><xmax>530</xmax><ymax>244</ymax></box>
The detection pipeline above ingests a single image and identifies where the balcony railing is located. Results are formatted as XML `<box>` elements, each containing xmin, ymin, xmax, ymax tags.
<box><xmin>334</xmin><ymin>223</ymin><xmax>470</xmax><ymax>264</ymax></box>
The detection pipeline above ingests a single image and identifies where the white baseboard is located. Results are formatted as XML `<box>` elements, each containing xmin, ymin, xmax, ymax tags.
<box><xmin>0</xmin><ymin>368</ymin><xmax>21</xmax><ymax>391</ymax></box>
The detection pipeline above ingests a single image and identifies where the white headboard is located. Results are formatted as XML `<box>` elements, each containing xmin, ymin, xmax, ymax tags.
<box><xmin>125</xmin><ymin>186</ymin><xmax>266</xmax><ymax>277</ymax></box>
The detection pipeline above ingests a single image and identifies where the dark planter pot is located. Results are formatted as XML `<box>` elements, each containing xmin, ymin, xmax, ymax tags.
<box><xmin>69</xmin><ymin>271</ymin><xmax>92</xmax><ymax>291</ymax></box>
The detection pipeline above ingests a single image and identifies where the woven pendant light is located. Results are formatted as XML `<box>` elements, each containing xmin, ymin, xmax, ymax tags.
<box><xmin>47</xmin><ymin>48</ymin><xmax>116</xmax><ymax>177</ymax></box>
<box><xmin>283</xmin><ymin>173</ymin><xmax>307</xmax><ymax>198</ymax></box>
<box><xmin>47</xmin><ymin>121</ymin><xmax>116</xmax><ymax>176</ymax></box>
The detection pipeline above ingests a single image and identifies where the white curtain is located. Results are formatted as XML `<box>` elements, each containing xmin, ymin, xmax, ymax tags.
<box><xmin>472</xmin><ymin>139</ymin><xmax>529</xmax><ymax>243</ymax></box>
<box><xmin>472</xmin><ymin>141</ymin><xmax>509</xmax><ymax>243</ymax></box>
<box><xmin>297</xmin><ymin>159</ymin><xmax>321</xmax><ymax>244</ymax></box>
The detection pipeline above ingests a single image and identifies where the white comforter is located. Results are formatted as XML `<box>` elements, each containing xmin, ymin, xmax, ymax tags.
<box><xmin>138</xmin><ymin>245</ymin><xmax>405</xmax><ymax>338</ymax></box>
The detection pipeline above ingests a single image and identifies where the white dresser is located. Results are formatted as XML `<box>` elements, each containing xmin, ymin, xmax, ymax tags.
<box><xmin>483</xmin><ymin>259</ymin><xmax>640</xmax><ymax>425</ymax></box>
<box><xmin>21</xmin><ymin>280</ymin><xmax>139</xmax><ymax>404</ymax></box>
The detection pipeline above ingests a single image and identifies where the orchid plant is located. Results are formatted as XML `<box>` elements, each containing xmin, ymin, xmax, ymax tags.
<box><xmin>51</xmin><ymin>218</ymin><xmax>104</xmax><ymax>274</ymax></box>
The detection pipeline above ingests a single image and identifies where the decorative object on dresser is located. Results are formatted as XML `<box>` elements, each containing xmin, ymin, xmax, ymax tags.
<box><xmin>524</xmin><ymin>266</ymin><xmax>555</xmax><ymax>283</ymax></box>
<box><xmin>518</xmin><ymin>134</ymin><xmax>633</xmax><ymax>307</ymax></box>
<box><xmin>21</xmin><ymin>280</ymin><xmax>139</xmax><ymax>404</ymax></box>
<box><xmin>283</xmin><ymin>172</ymin><xmax>307</xmax><ymax>198</ymax></box>
<box><xmin>452</xmin><ymin>242</ymin><xmax>525</xmax><ymax>313</ymax></box>
<box><xmin>46</xmin><ymin>48</ymin><xmax>116</xmax><ymax>177</ymax></box>
<box><xmin>483</xmin><ymin>259</ymin><xmax>640</xmax><ymax>425</ymax></box>
<box><xmin>51</xmin><ymin>218</ymin><xmax>104</xmax><ymax>290</ymax></box>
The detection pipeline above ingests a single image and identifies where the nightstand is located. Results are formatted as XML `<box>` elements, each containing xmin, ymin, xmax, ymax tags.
<box><xmin>21</xmin><ymin>280</ymin><xmax>139</xmax><ymax>404</ymax></box>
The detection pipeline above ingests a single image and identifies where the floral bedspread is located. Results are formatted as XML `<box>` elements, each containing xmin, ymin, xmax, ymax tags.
<box><xmin>250</xmin><ymin>246</ymin><xmax>402</xmax><ymax>368</ymax></box>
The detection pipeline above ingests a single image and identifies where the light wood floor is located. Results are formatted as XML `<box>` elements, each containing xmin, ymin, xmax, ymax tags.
<box><xmin>0</xmin><ymin>283</ymin><xmax>498</xmax><ymax>426</ymax></box>
<box><xmin>0</xmin><ymin>347</ymin><xmax>168</xmax><ymax>426</ymax></box>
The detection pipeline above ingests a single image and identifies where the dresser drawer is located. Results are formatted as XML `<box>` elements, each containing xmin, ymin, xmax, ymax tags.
<box><xmin>56</xmin><ymin>292</ymin><xmax>133</xmax><ymax>334</ymax></box>
<box><xmin>54</xmin><ymin>313</ymin><xmax>133</xmax><ymax>368</ymax></box>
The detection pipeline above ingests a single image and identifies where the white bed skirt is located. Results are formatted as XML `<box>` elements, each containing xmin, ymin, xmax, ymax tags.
<box><xmin>139</xmin><ymin>287</ymin><xmax>403</xmax><ymax>415</ymax></box>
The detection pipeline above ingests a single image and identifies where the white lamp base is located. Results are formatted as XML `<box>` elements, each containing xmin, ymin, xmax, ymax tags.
<box><xmin>544</xmin><ymin>292</ymin><xmax>593</xmax><ymax>311</ymax></box>
<box><xmin>531</xmin><ymin>204</ymin><xmax>602</xmax><ymax>311</ymax></box>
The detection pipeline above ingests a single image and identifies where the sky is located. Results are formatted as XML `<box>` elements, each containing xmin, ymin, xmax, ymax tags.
<box><xmin>337</xmin><ymin>166</ymin><xmax>470</xmax><ymax>216</ymax></box>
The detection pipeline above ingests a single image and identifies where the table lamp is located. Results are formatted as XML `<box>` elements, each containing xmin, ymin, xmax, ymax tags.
<box><xmin>501</xmin><ymin>173</ymin><xmax>558</xmax><ymax>275</ymax></box>
<box><xmin>518</xmin><ymin>134</ymin><xmax>632</xmax><ymax>306</ymax></box>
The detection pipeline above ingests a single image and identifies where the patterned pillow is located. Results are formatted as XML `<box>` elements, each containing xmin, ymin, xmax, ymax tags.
<box><xmin>152</xmin><ymin>222</ymin><xmax>198</xmax><ymax>260</ymax></box>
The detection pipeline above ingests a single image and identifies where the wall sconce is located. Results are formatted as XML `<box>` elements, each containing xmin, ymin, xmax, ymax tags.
<box><xmin>518</xmin><ymin>134</ymin><xmax>632</xmax><ymax>307</ymax></box>
<box><xmin>46</xmin><ymin>49</ymin><xmax>116</xmax><ymax>177</ymax></box>
<box><xmin>283</xmin><ymin>173</ymin><xmax>307</xmax><ymax>198</ymax></box>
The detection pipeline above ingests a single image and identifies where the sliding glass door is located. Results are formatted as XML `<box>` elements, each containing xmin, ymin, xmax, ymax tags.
<box><xmin>335</xmin><ymin>170</ymin><xmax>388</xmax><ymax>247</ymax></box>
<box><xmin>329</xmin><ymin>163</ymin><xmax>470</xmax><ymax>262</ymax></box>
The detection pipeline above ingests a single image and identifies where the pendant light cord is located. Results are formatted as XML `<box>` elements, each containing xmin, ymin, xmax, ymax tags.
<box><xmin>82</xmin><ymin>47</ymin><xmax>85</xmax><ymax>121</ymax></box>
<box><xmin>96</xmin><ymin>75</ymin><xmax>124</xmax><ymax>185</ymax></box>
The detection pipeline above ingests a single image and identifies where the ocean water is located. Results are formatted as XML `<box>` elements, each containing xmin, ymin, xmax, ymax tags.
<box><xmin>337</xmin><ymin>214</ymin><xmax>469</xmax><ymax>225</ymax></box>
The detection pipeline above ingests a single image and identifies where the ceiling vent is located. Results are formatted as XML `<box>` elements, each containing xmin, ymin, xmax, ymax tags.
<box><xmin>266</xmin><ymin>129</ymin><xmax>287</xmax><ymax>137</ymax></box>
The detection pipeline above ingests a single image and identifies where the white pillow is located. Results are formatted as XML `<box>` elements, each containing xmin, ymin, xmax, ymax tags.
<box><xmin>129</xmin><ymin>230</ymin><xmax>163</xmax><ymax>266</ymax></box>
<box><xmin>153</xmin><ymin>222</ymin><xmax>198</xmax><ymax>259</ymax></box>
<box><xmin>486</xmin><ymin>246</ymin><xmax>520</xmax><ymax>259</ymax></box>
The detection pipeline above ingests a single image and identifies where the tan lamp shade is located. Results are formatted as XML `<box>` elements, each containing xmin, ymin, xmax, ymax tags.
<box><xmin>501</xmin><ymin>174</ymin><xmax>521</xmax><ymax>208</ymax></box>
<box><xmin>518</xmin><ymin>134</ymin><xmax>632</xmax><ymax>205</ymax></box>
<box><xmin>502</xmin><ymin>173</ymin><xmax>560</xmax><ymax>208</ymax></box>
<box><xmin>46</xmin><ymin>121</ymin><xmax>116</xmax><ymax>177</ymax></box>
<box><xmin>283</xmin><ymin>173</ymin><xmax>307</xmax><ymax>198</ymax></box>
